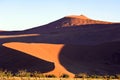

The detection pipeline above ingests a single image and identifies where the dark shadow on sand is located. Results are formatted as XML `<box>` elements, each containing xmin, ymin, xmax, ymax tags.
<box><xmin>0</xmin><ymin>23</ymin><xmax>120</xmax><ymax>45</ymax></box>
<box><xmin>59</xmin><ymin>41</ymin><xmax>120</xmax><ymax>75</ymax></box>
<box><xmin>0</xmin><ymin>45</ymin><xmax>54</xmax><ymax>73</ymax></box>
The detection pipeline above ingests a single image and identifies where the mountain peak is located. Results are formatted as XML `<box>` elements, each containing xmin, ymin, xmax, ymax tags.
<box><xmin>65</xmin><ymin>14</ymin><xmax>90</xmax><ymax>19</ymax></box>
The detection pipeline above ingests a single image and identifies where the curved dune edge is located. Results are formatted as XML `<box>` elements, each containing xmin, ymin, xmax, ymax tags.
<box><xmin>3</xmin><ymin>42</ymin><xmax>74</xmax><ymax>77</ymax></box>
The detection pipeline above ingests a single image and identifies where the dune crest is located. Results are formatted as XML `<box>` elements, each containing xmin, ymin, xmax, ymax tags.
<box><xmin>65</xmin><ymin>14</ymin><xmax>90</xmax><ymax>20</ymax></box>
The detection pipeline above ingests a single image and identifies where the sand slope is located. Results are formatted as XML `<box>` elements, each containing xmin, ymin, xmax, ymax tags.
<box><xmin>3</xmin><ymin>41</ymin><xmax>120</xmax><ymax>76</ymax></box>
<box><xmin>3</xmin><ymin>42</ymin><xmax>74</xmax><ymax>77</ymax></box>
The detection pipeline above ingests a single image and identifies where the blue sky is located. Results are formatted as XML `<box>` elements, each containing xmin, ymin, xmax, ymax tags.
<box><xmin>0</xmin><ymin>0</ymin><xmax>120</xmax><ymax>31</ymax></box>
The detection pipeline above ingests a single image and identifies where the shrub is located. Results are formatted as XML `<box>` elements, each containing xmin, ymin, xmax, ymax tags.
<box><xmin>45</xmin><ymin>74</ymin><xmax>56</xmax><ymax>78</ymax></box>
<box><xmin>5</xmin><ymin>71</ymin><xmax>13</xmax><ymax>77</ymax></box>
<box><xmin>0</xmin><ymin>69</ymin><xmax>13</xmax><ymax>77</ymax></box>
<box><xmin>0</xmin><ymin>69</ymin><xmax>6</xmax><ymax>77</ymax></box>
<box><xmin>60</xmin><ymin>73</ymin><xmax>69</xmax><ymax>78</ymax></box>
<box><xmin>116</xmin><ymin>74</ymin><xmax>120</xmax><ymax>79</ymax></box>
<box><xmin>109</xmin><ymin>75</ymin><xmax>116</xmax><ymax>79</ymax></box>
<box><xmin>74</xmin><ymin>73</ymin><xmax>87</xmax><ymax>78</ymax></box>
<box><xmin>89</xmin><ymin>74</ymin><xmax>103</xmax><ymax>78</ymax></box>
<box><xmin>15</xmin><ymin>70</ymin><xmax>31</xmax><ymax>77</ymax></box>
<box><xmin>32</xmin><ymin>71</ymin><xmax>44</xmax><ymax>78</ymax></box>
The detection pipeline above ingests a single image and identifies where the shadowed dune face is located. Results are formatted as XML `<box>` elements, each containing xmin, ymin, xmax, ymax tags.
<box><xmin>0</xmin><ymin>45</ymin><xmax>54</xmax><ymax>73</ymax></box>
<box><xmin>59</xmin><ymin>41</ymin><xmax>120</xmax><ymax>75</ymax></box>
<box><xmin>0</xmin><ymin>24</ymin><xmax>120</xmax><ymax>45</ymax></box>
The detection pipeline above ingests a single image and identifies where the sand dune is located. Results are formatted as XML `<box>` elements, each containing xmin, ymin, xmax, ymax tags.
<box><xmin>25</xmin><ymin>15</ymin><xmax>113</xmax><ymax>34</ymax></box>
<box><xmin>0</xmin><ymin>15</ymin><xmax>120</xmax><ymax>77</ymax></box>
<box><xmin>3</xmin><ymin>41</ymin><xmax>120</xmax><ymax>77</ymax></box>
<box><xmin>3</xmin><ymin>42</ymin><xmax>74</xmax><ymax>77</ymax></box>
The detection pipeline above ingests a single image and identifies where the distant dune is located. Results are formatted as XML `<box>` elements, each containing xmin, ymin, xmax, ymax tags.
<box><xmin>65</xmin><ymin>15</ymin><xmax>91</xmax><ymax>19</ymax></box>
<box><xmin>24</xmin><ymin>15</ymin><xmax>113</xmax><ymax>34</ymax></box>
<box><xmin>0</xmin><ymin>15</ymin><xmax>120</xmax><ymax>77</ymax></box>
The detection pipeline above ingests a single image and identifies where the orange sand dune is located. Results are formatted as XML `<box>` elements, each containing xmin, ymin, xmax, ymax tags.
<box><xmin>3</xmin><ymin>42</ymin><xmax>74</xmax><ymax>77</ymax></box>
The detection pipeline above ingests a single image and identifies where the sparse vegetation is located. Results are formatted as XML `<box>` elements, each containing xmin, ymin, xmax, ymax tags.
<box><xmin>74</xmin><ymin>73</ymin><xmax>87</xmax><ymax>78</ymax></box>
<box><xmin>45</xmin><ymin>74</ymin><xmax>56</xmax><ymax>78</ymax></box>
<box><xmin>0</xmin><ymin>69</ymin><xmax>13</xmax><ymax>77</ymax></box>
<box><xmin>32</xmin><ymin>71</ymin><xmax>45</xmax><ymax>78</ymax></box>
<box><xmin>15</xmin><ymin>70</ymin><xmax>31</xmax><ymax>77</ymax></box>
<box><xmin>116</xmin><ymin>74</ymin><xmax>120</xmax><ymax>79</ymax></box>
<box><xmin>0</xmin><ymin>69</ymin><xmax>119</xmax><ymax>80</ymax></box>
<box><xmin>60</xmin><ymin>73</ymin><xmax>69</xmax><ymax>78</ymax></box>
